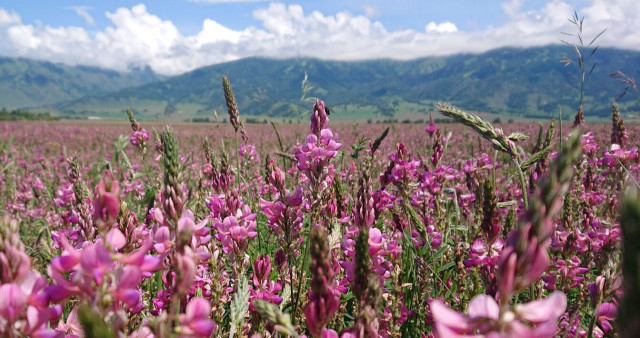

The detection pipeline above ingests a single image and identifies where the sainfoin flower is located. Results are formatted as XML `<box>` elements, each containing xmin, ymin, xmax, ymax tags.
<box><xmin>178</xmin><ymin>297</ymin><xmax>216</xmax><ymax>337</ymax></box>
<box><xmin>213</xmin><ymin>205</ymin><xmax>257</xmax><ymax>253</ymax></box>
<box><xmin>311</xmin><ymin>100</ymin><xmax>330</xmax><ymax>136</ymax></box>
<box><xmin>295</xmin><ymin>130</ymin><xmax>342</xmax><ymax>178</ymax></box>
<box><xmin>129</xmin><ymin>129</ymin><xmax>149</xmax><ymax>147</ymax></box>
<box><xmin>249</xmin><ymin>254</ymin><xmax>282</xmax><ymax>312</ymax></box>
<box><xmin>430</xmin><ymin>291</ymin><xmax>566</xmax><ymax>337</ymax></box>
<box><xmin>92</xmin><ymin>171</ymin><xmax>121</xmax><ymax>227</ymax></box>
<box><xmin>600</xmin><ymin>144</ymin><xmax>638</xmax><ymax>166</ymax></box>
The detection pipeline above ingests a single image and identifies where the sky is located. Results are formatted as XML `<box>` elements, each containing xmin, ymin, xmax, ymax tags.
<box><xmin>0</xmin><ymin>0</ymin><xmax>638</xmax><ymax>75</ymax></box>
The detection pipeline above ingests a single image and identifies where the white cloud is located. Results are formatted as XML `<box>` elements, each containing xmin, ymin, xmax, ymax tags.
<box><xmin>0</xmin><ymin>8</ymin><xmax>20</xmax><ymax>26</ymax></box>
<box><xmin>0</xmin><ymin>1</ymin><xmax>638</xmax><ymax>75</ymax></box>
<box><xmin>66</xmin><ymin>6</ymin><xmax>95</xmax><ymax>26</ymax></box>
<box><xmin>425</xmin><ymin>21</ymin><xmax>457</xmax><ymax>33</ymax></box>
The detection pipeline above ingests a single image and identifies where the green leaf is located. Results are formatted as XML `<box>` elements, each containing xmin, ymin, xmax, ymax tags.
<box><xmin>438</xmin><ymin>261</ymin><xmax>455</xmax><ymax>272</ymax></box>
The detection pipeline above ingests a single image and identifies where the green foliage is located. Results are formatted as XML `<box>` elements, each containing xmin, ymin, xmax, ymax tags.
<box><xmin>0</xmin><ymin>107</ymin><xmax>58</xmax><ymax>120</ymax></box>
<box><xmin>77</xmin><ymin>304</ymin><xmax>113</xmax><ymax>338</ymax></box>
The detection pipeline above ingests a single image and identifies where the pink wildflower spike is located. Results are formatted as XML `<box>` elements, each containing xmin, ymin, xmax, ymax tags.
<box><xmin>179</xmin><ymin>297</ymin><xmax>216</xmax><ymax>337</ymax></box>
<box><xmin>311</xmin><ymin>100</ymin><xmax>330</xmax><ymax>136</ymax></box>
<box><xmin>0</xmin><ymin>283</ymin><xmax>27</xmax><ymax>323</ymax></box>
<box><xmin>129</xmin><ymin>129</ymin><xmax>149</xmax><ymax>147</ymax></box>
<box><xmin>601</xmin><ymin>144</ymin><xmax>639</xmax><ymax>166</ymax></box>
<box><xmin>253</xmin><ymin>254</ymin><xmax>272</xmax><ymax>286</ymax></box>
<box><xmin>426</xmin><ymin>119</ymin><xmax>437</xmax><ymax>137</ymax></box>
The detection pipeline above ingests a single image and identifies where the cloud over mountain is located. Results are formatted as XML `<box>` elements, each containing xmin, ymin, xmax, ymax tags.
<box><xmin>0</xmin><ymin>0</ymin><xmax>638</xmax><ymax>75</ymax></box>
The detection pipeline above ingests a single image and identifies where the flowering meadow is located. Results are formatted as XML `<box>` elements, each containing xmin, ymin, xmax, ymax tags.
<box><xmin>1</xmin><ymin>77</ymin><xmax>640</xmax><ymax>337</ymax></box>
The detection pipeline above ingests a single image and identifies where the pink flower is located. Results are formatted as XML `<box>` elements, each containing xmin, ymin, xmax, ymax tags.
<box><xmin>92</xmin><ymin>171</ymin><xmax>121</xmax><ymax>225</ymax></box>
<box><xmin>113</xmin><ymin>266</ymin><xmax>143</xmax><ymax>310</ymax></box>
<box><xmin>463</xmin><ymin>238</ymin><xmax>504</xmax><ymax>267</ymax></box>
<box><xmin>368</xmin><ymin>228</ymin><xmax>384</xmax><ymax>256</ymax></box>
<box><xmin>311</xmin><ymin>100</ymin><xmax>330</xmax><ymax>136</ymax></box>
<box><xmin>601</xmin><ymin>144</ymin><xmax>638</xmax><ymax>166</ymax></box>
<box><xmin>178</xmin><ymin>210</ymin><xmax>211</xmax><ymax>247</ymax></box>
<box><xmin>214</xmin><ymin>205</ymin><xmax>257</xmax><ymax>253</ymax></box>
<box><xmin>296</xmin><ymin>131</ymin><xmax>342</xmax><ymax>172</ymax></box>
<box><xmin>105</xmin><ymin>228</ymin><xmax>126</xmax><ymax>251</ymax></box>
<box><xmin>56</xmin><ymin>306</ymin><xmax>82</xmax><ymax>336</ymax></box>
<box><xmin>250</xmin><ymin>255</ymin><xmax>283</xmax><ymax>312</ymax></box>
<box><xmin>120</xmin><ymin>238</ymin><xmax>161</xmax><ymax>274</ymax></box>
<box><xmin>0</xmin><ymin>283</ymin><xmax>27</xmax><ymax>323</ymax></box>
<box><xmin>431</xmin><ymin>291</ymin><xmax>566</xmax><ymax>337</ymax></box>
<box><xmin>595</xmin><ymin>302</ymin><xmax>617</xmax><ymax>334</ymax></box>
<box><xmin>79</xmin><ymin>243</ymin><xmax>113</xmax><ymax>285</ymax></box>
<box><xmin>179</xmin><ymin>297</ymin><xmax>216</xmax><ymax>337</ymax></box>
<box><xmin>129</xmin><ymin>129</ymin><xmax>149</xmax><ymax>147</ymax></box>
<box><xmin>426</xmin><ymin>120</ymin><xmax>438</xmax><ymax>137</ymax></box>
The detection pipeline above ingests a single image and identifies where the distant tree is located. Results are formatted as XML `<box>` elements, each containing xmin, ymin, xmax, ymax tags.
<box><xmin>164</xmin><ymin>102</ymin><xmax>178</xmax><ymax>116</ymax></box>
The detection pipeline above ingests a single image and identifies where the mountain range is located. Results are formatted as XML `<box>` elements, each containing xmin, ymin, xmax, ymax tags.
<box><xmin>1</xmin><ymin>46</ymin><xmax>638</xmax><ymax>121</ymax></box>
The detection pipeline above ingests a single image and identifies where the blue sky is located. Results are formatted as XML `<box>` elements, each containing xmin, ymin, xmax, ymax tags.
<box><xmin>0</xmin><ymin>0</ymin><xmax>637</xmax><ymax>75</ymax></box>
<box><xmin>3</xmin><ymin>1</ymin><xmax>542</xmax><ymax>33</ymax></box>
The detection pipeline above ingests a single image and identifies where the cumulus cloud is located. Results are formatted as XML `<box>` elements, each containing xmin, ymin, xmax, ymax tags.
<box><xmin>425</xmin><ymin>21</ymin><xmax>457</xmax><ymax>33</ymax></box>
<box><xmin>0</xmin><ymin>1</ymin><xmax>638</xmax><ymax>75</ymax></box>
<box><xmin>0</xmin><ymin>8</ymin><xmax>20</xmax><ymax>26</ymax></box>
<box><xmin>66</xmin><ymin>6</ymin><xmax>95</xmax><ymax>26</ymax></box>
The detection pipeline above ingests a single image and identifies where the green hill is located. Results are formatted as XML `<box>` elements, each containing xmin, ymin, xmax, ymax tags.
<box><xmin>0</xmin><ymin>57</ymin><xmax>165</xmax><ymax>109</ymax></box>
<box><xmin>3</xmin><ymin>46</ymin><xmax>639</xmax><ymax>120</ymax></box>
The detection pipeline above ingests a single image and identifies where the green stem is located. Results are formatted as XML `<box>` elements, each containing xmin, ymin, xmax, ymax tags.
<box><xmin>234</xmin><ymin>131</ymin><xmax>241</xmax><ymax>191</ymax></box>
<box><xmin>512</xmin><ymin>157</ymin><xmax>529</xmax><ymax>209</ymax></box>
<box><xmin>587</xmin><ymin>301</ymin><xmax>601</xmax><ymax>338</ymax></box>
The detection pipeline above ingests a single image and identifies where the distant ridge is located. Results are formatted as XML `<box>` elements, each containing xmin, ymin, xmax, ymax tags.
<box><xmin>2</xmin><ymin>46</ymin><xmax>638</xmax><ymax>120</ymax></box>
<box><xmin>0</xmin><ymin>57</ymin><xmax>165</xmax><ymax>109</ymax></box>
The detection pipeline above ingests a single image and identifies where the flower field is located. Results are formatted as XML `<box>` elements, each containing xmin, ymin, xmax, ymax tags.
<box><xmin>1</xmin><ymin>84</ymin><xmax>639</xmax><ymax>337</ymax></box>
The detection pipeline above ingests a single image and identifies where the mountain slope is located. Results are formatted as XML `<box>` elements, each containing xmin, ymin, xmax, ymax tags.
<box><xmin>0</xmin><ymin>57</ymin><xmax>165</xmax><ymax>109</ymax></box>
<box><xmin>15</xmin><ymin>46</ymin><xmax>640</xmax><ymax>119</ymax></box>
